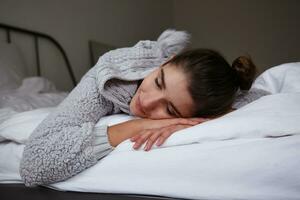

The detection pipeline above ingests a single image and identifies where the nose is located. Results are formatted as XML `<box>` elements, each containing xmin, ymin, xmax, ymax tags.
<box><xmin>141</xmin><ymin>90</ymin><xmax>164</xmax><ymax>114</ymax></box>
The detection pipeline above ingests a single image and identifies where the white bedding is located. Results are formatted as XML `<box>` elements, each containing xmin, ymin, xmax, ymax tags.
<box><xmin>1</xmin><ymin>63</ymin><xmax>300</xmax><ymax>200</ymax></box>
<box><xmin>0</xmin><ymin>41</ymin><xmax>68</xmax><ymax>113</ymax></box>
<box><xmin>0</xmin><ymin>77</ymin><xmax>68</xmax><ymax>113</ymax></box>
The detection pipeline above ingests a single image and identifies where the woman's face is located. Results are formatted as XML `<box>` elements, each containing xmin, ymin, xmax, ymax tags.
<box><xmin>130</xmin><ymin>62</ymin><xmax>195</xmax><ymax>119</ymax></box>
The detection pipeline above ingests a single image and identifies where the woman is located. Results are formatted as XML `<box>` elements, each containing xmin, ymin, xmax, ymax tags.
<box><xmin>20</xmin><ymin>30</ymin><xmax>258</xmax><ymax>187</ymax></box>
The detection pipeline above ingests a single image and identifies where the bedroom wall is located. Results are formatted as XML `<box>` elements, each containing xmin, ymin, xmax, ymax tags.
<box><xmin>173</xmin><ymin>0</ymin><xmax>300</xmax><ymax>74</ymax></box>
<box><xmin>1</xmin><ymin>0</ymin><xmax>298</xmax><ymax>91</ymax></box>
<box><xmin>0</xmin><ymin>0</ymin><xmax>173</xmax><ymax>91</ymax></box>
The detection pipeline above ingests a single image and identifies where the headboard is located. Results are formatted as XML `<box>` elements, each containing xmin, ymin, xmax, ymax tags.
<box><xmin>89</xmin><ymin>40</ymin><xmax>116</xmax><ymax>66</ymax></box>
<box><xmin>0</xmin><ymin>23</ymin><xmax>77</xmax><ymax>89</ymax></box>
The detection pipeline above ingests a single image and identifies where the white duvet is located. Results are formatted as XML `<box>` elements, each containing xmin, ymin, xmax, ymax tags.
<box><xmin>0</xmin><ymin>77</ymin><xmax>68</xmax><ymax>113</ymax></box>
<box><xmin>1</xmin><ymin>63</ymin><xmax>300</xmax><ymax>200</ymax></box>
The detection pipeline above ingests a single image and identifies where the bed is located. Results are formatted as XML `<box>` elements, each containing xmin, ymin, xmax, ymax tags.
<box><xmin>1</xmin><ymin>23</ymin><xmax>300</xmax><ymax>200</ymax></box>
<box><xmin>0</xmin><ymin>23</ymin><xmax>178</xmax><ymax>200</ymax></box>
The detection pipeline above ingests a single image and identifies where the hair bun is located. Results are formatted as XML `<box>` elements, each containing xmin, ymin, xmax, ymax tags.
<box><xmin>232</xmin><ymin>56</ymin><xmax>257</xmax><ymax>90</ymax></box>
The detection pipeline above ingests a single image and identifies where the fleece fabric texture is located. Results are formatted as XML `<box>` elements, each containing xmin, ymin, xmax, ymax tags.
<box><xmin>19</xmin><ymin>29</ymin><xmax>190</xmax><ymax>186</ymax></box>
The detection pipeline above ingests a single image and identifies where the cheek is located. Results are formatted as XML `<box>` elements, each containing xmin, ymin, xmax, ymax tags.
<box><xmin>129</xmin><ymin>95</ymin><xmax>140</xmax><ymax>116</ymax></box>
<box><xmin>130</xmin><ymin>89</ymin><xmax>138</xmax><ymax>111</ymax></box>
<box><xmin>141</xmin><ymin>69</ymin><xmax>159</xmax><ymax>89</ymax></box>
<box><xmin>138</xmin><ymin>79</ymin><xmax>150</xmax><ymax>94</ymax></box>
<box><xmin>129</xmin><ymin>94</ymin><xmax>135</xmax><ymax>107</ymax></box>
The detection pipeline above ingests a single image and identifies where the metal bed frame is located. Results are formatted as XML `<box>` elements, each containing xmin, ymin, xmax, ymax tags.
<box><xmin>0</xmin><ymin>23</ymin><xmax>77</xmax><ymax>87</ymax></box>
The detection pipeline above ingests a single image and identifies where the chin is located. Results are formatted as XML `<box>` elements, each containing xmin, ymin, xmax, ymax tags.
<box><xmin>129</xmin><ymin>102</ymin><xmax>136</xmax><ymax>115</ymax></box>
<box><xmin>132</xmin><ymin>109</ymin><xmax>143</xmax><ymax>118</ymax></box>
<box><xmin>130</xmin><ymin>109</ymin><xmax>138</xmax><ymax>117</ymax></box>
<box><xmin>131</xmin><ymin>106</ymin><xmax>144</xmax><ymax>118</ymax></box>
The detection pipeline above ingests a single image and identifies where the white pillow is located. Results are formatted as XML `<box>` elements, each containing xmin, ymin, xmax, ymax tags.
<box><xmin>0</xmin><ymin>42</ymin><xmax>27</xmax><ymax>91</ymax></box>
<box><xmin>252</xmin><ymin>62</ymin><xmax>300</xmax><ymax>94</ymax></box>
<box><xmin>0</xmin><ymin>108</ymin><xmax>133</xmax><ymax>144</ymax></box>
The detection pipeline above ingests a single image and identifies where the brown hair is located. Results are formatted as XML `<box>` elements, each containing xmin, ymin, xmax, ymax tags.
<box><xmin>166</xmin><ymin>48</ymin><xmax>256</xmax><ymax>117</ymax></box>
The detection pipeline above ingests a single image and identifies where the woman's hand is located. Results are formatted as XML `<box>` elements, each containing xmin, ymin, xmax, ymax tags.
<box><xmin>107</xmin><ymin>117</ymin><xmax>206</xmax><ymax>147</ymax></box>
<box><xmin>130</xmin><ymin>118</ymin><xmax>209</xmax><ymax>151</ymax></box>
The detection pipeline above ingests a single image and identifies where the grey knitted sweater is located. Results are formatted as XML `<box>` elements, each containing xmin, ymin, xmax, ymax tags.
<box><xmin>19</xmin><ymin>30</ymin><xmax>269</xmax><ymax>187</ymax></box>
<box><xmin>19</xmin><ymin>30</ymin><xmax>191</xmax><ymax>187</ymax></box>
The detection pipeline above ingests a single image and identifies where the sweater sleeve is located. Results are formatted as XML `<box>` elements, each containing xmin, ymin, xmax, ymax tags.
<box><xmin>233</xmin><ymin>88</ymin><xmax>271</xmax><ymax>109</ymax></box>
<box><xmin>19</xmin><ymin>73</ymin><xmax>115</xmax><ymax>187</ymax></box>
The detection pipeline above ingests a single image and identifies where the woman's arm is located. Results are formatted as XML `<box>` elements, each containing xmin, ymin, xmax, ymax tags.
<box><xmin>20</xmin><ymin>74</ymin><xmax>114</xmax><ymax>187</ymax></box>
<box><xmin>107</xmin><ymin>117</ymin><xmax>205</xmax><ymax>147</ymax></box>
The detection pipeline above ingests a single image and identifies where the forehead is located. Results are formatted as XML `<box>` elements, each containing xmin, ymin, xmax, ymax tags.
<box><xmin>162</xmin><ymin>64</ymin><xmax>194</xmax><ymax>117</ymax></box>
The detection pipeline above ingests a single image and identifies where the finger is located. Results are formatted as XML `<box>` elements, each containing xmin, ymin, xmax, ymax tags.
<box><xmin>167</xmin><ymin>118</ymin><xmax>188</xmax><ymax>125</ymax></box>
<box><xmin>144</xmin><ymin>131</ymin><xmax>162</xmax><ymax>151</ymax></box>
<box><xmin>156</xmin><ymin>124</ymin><xmax>191</xmax><ymax>146</ymax></box>
<box><xmin>130</xmin><ymin>134</ymin><xmax>141</xmax><ymax>142</ymax></box>
<box><xmin>155</xmin><ymin>127</ymin><xmax>176</xmax><ymax>146</ymax></box>
<box><xmin>190</xmin><ymin>117</ymin><xmax>208</xmax><ymax>122</ymax></box>
<box><xmin>156</xmin><ymin>137</ymin><xmax>164</xmax><ymax>146</ymax></box>
<box><xmin>133</xmin><ymin>131</ymin><xmax>152</xmax><ymax>149</ymax></box>
<box><xmin>174</xmin><ymin>118</ymin><xmax>197</xmax><ymax>125</ymax></box>
<box><xmin>156</xmin><ymin>132</ymin><xmax>171</xmax><ymax>146</ymax></box>
<box><xmin>186</xmin><ymin>118</ymin><xmax>211</xmax><ymax>125</ymax></box>
<box><xmin>162</xmin><ymin>118</ymin><xmax>195</xmax><ymax>127</ymax></box>
<box><xmin>182</xmin><ymin>119</ymin><xmax>200</xmax><ymax>126</ymax></box>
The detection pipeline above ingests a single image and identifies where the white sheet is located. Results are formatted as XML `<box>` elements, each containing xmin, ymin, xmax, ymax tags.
<box><xmin>1</xmin><ymin>136</ymin><xmax>300</xmax><ymax>200</ymax></box>
<box><xmin>1</xmin><ymin>62</ymin><xmax>300</xmax><ymax>200</ymax></box>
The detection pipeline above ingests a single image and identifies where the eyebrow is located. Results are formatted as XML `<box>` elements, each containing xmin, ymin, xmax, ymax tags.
<box><xmin>160</xmin><ymin>68</ymin><xmax>183</xmax><ymax>118</ymax></box>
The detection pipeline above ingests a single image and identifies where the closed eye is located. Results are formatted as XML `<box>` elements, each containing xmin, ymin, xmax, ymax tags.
<box><xmin>154</xmin><ymin>69</ymin><xmax>181</xmax><ymax>117</ymax></box>
<box><xmin>155</xmin><ymin>73</ymin><xmax>179</xmax><ymax>117</ymax></box>
<box><xmin>155</xmin><ymin>77</ymin><xmax>162</xmax><ymax>89</ymax></box>
<box><xmin>166</xmin><ymin>106</ymin><xmax>175</xmax><ymax>116</ymax></box>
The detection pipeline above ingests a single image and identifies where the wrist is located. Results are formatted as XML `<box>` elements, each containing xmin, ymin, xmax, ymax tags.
<box><xmin>107</xmin><ymin>119</ymin><xmax>144</xmax><ymax>147</ymax></box>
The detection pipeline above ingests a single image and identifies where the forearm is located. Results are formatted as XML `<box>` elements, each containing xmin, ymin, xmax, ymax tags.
<box><xmin>106</xmin><ymin>117</ymin><xmax>201</xmax><ymax>147</ymax></box>
<box><xmin>107</xmin><ymin>119</ymin><xmax>144</xmax><ymax>147</ymax></box>
<box><xmin>20</xmin><ymin>76</ymin><xmax>113</xmax><ymax>186</ymax></box>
